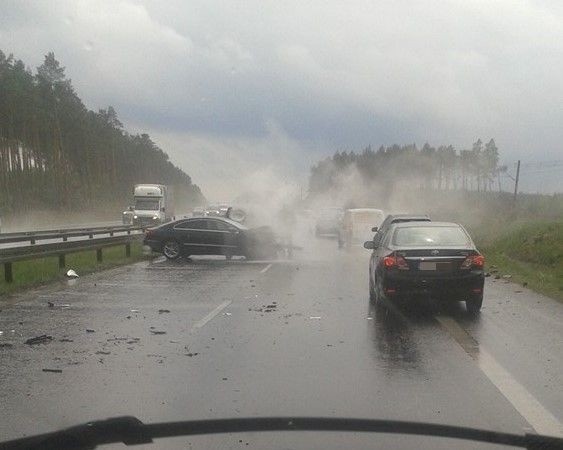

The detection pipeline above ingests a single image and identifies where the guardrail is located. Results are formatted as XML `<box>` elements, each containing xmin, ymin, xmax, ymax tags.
<box><xmin>0</xmin><ymin>225</ymin><xmax>147</xmax><ymax>283</ymax></box>
<box><xmin>0</xmin><ymin>225</ymin><xmax>143</xmax><ymax>245</ymax></box>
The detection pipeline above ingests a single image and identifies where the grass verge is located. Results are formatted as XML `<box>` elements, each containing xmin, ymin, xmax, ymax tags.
<box><xmin>473</xmin><ymin>221</ymin><xmax>563</xmax><ymax>302</ymax></box>
<box><xmin>0</xmin><ymin>241</ymin><xmax>149</xmax><ymax>296</ymax></box>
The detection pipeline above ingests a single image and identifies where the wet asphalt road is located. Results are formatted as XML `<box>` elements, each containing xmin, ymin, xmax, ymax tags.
<box><xmin>0</xmin><ymin>236</ymin><xmax>562</xmax><ymax>449</ymax></box>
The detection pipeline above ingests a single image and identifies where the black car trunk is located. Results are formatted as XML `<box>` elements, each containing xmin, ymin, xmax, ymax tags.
<box><xmin>395</xmin><ymin>248</ymin><xmax>475</xmax><ymax>275</ymax></box>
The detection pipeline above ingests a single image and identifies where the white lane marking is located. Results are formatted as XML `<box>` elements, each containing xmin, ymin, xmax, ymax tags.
<box><xmin>436</xmin><ymin>315</ymin><xmax>563</xmax><ymax>437</ymax></box>
<box><xmin>260</xmin><ymin>263</ymin><xmax>272</xmax><ymax>274</ymax></box>
<box><xmin>191</xmin><ymin>300</ymin><xmax>232</xmax><ymax>332</ymax></box>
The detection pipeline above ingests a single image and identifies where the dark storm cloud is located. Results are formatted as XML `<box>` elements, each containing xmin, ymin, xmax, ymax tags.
<box><xmin>2</xmin><ymin>0</ymin><xmax>562</xmax><ymax>196</ymax></box>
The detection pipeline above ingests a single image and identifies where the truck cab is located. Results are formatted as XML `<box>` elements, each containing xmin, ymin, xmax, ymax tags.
<box><xmin>132</xmin><ymin>184</ymin><xmax>173</xmax><ymax>226</ymax></box>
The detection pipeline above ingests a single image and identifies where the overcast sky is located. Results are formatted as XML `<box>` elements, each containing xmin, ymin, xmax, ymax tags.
<box><xmin>2</xmin><ymin>0</ymin><xmax>562</xmax><ymax>197</ymax></box>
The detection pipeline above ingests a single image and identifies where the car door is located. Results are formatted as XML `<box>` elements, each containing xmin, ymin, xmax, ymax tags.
<box><xmin>207</xmin><ymin>219</ymin><xmax>242</xmax><ymax>255</ymax></box>
<box><xmin>173</xmin><ymin>219</ymin><xmax>208</xmax><ymax>255</ymax></box>
<box><xmin>205</xmin><ymin>219</ymin><xmax>227</xmax><ymax>255</ymax></box>
<box><xmin>371</xmin><ymin>227</ymin><xmax>391</xmax><ymax>284</ymax></box>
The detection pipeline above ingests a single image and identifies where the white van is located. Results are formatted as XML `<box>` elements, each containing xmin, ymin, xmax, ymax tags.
<box><xmin>338</xmin><ymin>208</ymin><xmax>385</xmax><ymax>248</ymax></box>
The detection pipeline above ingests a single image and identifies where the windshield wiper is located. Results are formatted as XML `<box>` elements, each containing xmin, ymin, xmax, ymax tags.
<box><xmin>2</xmin><ymin>416</ymin><xmax>562</xmax><ymax>450</ymax></box>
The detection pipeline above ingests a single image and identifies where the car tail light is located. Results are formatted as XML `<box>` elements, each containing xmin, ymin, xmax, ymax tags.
<box><xmin>382</xmin><ymin>254</ymin><xmax>409</xmax><ymax>270</ymax></box>
<box><xmin>461</xmin><ymin>254</ymin><xmax>485</xmax><ymax>269</ymax></box>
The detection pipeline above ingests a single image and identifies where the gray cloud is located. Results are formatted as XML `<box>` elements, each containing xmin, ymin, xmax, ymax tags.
<box><xmin>2</xmin><ymin>0</ymin><xmax>562</xmax><ymax>196</ymax></box>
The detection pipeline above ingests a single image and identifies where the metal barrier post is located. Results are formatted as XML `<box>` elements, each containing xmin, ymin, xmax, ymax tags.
<box><xmin>4</xmin><ymin>262</ymin><xmax>13</xmax><ymax>283</ymax></box>
<box><xmin>58</xmin><ymin>254</ymin><xmax>65</xmax><ymax>269</ymax></box>
<box><xmin>96</xmin><ymin>249</ymin><xmax>103</xmax><ymax>262</ymax></box>
<box><xmin>125</xmin><ymin>243</ymin><xmax>131</xmax><ymax>257</ymax></box>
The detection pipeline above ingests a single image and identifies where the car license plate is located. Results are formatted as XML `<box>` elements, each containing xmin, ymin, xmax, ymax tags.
<box><xmin>419</xmin><ymin>261</ymin><xmax>436</xmax><ymax>271</ymax></box>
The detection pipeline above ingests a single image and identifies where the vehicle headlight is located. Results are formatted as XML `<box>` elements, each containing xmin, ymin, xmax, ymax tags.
<box><xmin>133</xmin><ymin>215</ymin><xmax>138</xmax><ymax>219</ymax></box>
<box><xmin>152</xmin><ymin>215</ymin><xmax>158</xmax><ymax>220</ymax></box>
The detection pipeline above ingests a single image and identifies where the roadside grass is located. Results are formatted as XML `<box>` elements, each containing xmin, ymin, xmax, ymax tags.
<box><xmin>0</xmin><ymin>242</ymin><xmax>149</xmax><ymax>296</ymax></box>
<box><xmin>473</xmin><ymin>221</ymin><xmax>563</xmax><ymax>302</ymax></box>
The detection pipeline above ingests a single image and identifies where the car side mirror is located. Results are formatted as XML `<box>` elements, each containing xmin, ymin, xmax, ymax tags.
<box><xmin>363</xmin><ymin>241</ymin><xmax>375</xmax><ymax>250</ymax></box>
<box><xmin>371</xmin><ymin>227</ymin><xmax>378</xmax><ymax>232</ymax></box>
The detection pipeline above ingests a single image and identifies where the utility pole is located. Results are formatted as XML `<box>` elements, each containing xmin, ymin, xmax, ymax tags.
<box><xmin>513</xmin><ymin>160</ymin><xmax>521</xmax><ymax>202</ymax></box>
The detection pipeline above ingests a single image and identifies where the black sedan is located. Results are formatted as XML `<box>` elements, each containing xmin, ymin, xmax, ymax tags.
<box><xmin>143</xmin><ymin>217</ymin><xmax>278</xmax><ymax>260</ymax></box>
<box><xmin>364</xmin><ymin>221</ymin><xmax>485</xmax><ymax>313</ymax></box>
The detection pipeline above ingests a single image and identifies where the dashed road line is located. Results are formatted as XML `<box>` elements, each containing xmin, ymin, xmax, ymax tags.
<box><xmin>191</xmin><ymin>300</ymin><xmax>232</xmax><ymax>333</ymax></box>
<box><xmin>260</xmin><ymin>263</ymin><xmax>273</xmax><ymax>274</ymax></box>
<box><xmin>436</xmin><ymin>315</ymin><xmax>563</xmax><ymax>437</ymax></box>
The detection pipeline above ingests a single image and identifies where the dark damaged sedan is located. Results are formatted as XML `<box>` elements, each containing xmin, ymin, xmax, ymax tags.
<box><xmin>365</xmin><ymin>221</ymin><xmax>485</xmax><ymax>313</ymax></box>
<box><xmin>144</xmin><ymin>217</ymin><xmax>279</xmax><ymax>260</ymax></box>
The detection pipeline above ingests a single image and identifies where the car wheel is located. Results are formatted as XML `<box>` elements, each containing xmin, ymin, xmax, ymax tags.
<box><xmin>162</xmin><ymin>240</ymin><xmax>181</xmax><ymax>260</ymax></box>
<box><xmin>466</xmin><ymin>294</ymin><xmax>483</xmax><ymax>314</ymax></box>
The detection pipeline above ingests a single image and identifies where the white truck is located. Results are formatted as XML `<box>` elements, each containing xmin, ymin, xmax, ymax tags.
<box><xmin>131</xmin><ymin>184</ymin><xmax>174</xmax><ymax>227</ymax></box>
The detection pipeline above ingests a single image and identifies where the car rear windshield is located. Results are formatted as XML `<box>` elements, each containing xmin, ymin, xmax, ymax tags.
<box><xmin>393</xmin><ymin>226</ymin><xmax>470</xmax><ymax>247</ymax></box>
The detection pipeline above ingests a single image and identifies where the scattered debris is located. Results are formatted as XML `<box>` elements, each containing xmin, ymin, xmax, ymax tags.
<box><xmin>502</xmin><ymin>274</ymin><xmax>512</xmax><ymax>279</ymax></box>
<box><xmin>25</xmin><ymin>335</ymin><xmax>53</xmax><ymax>345</ymax></box>
<box><xmin>0</xmin><ymin>343</ymin><xmax>14</xmax><ymax>348</ymax></box>
<box><xmin>126</xmin><ymin>316</ymin><xmax>132</xmax><ymax>319</ymax></box>
<box><xmin>130</xmin><ymin>309</ymin><xmax>140</xmax><ymax>313</ymax></box>
<box><xmin>309</xmin><ymin>316</ymin><xmax>322</xmax><ymax>320</ymax></box>
<box><xmin>95</xmin><ymin>351</ymin><xmax>111</xmax><ymax>355</ymax></box>
<box><xmin>66</xmin><ymin>269</ymin><xmax>79</xmax><ymax>278</ymax></box>
<box><xmin>185</xmin><ymin>353</ymin><xmax>199</xmax><ymax>357</ymax></box>
<box><xmin>494</xmin><ymin>275</ymin><xmax>501</xmax><ymax>280</ymax></box>
<box><xmin>158</xmin><ymin>309</ymin><xmax>170</xmax><ymax>314</ymax></box>
<box><xmin>224</xmin><ymin>312</ymin><xmax>232</xmax><ymax>316</ymax></box>
<box><xmin>59</xmin><ymin>338</ymin><xmax>74</xmax><ymax>343</ymax></box>
<box><xmin>150</xmin><ymin>330</ymin><xmax>167</xmax><ymax>335</ymax></box>
<box><xmin>42</xmin><ymin>368</ymin><xmax>62</xmax><ymax>373</ymax></box>
<box><xmin>86</xmin><ymin>329</ymin><xmax>96</xmax><ymax>333</ymax></box>
<box><xmin>48</xmin><ymin>301</ymin><xmax>71</xmax><ymax>308</ymax></box>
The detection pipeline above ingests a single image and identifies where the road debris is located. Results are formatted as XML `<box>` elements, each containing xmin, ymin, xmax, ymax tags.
<box><xmin>66</xmin><ymin>269</ymin><xmax>79</xmax><ymax>278</ymax></box>
<box><xmin>25</xmin><ymin>335</ymin><xmax>53</xmax><ymax>345</ymax></box>
<box><xmin>158</xmin><ymin>309</ymin><xmax>170</xmax><ymax>314</ymax></box>
<box><xmin>48</xmin><ymin>301</ymin><xmax>71</xmax><ymax>308</ymax></box>
<box><xmin>86</xmin><ymin>329</ymin><xmax>96</xmax><ymax>333</ymax></box>
<box><xmin>0</xmin><ymin>343</ymin><xmax>14</xmax><ymax>348</ymax></box>
<box><xmin>502</xmin><ymin>274</ymin><xmax>512</xmax><ymax>279</ymax></box>
<box><xmin>150</xmin><ymin>330</ymin><xmax>167</xmax><ymax>335</ymax></box>
<box><xmin>59</xmin><ymin>338</ymin><xmax>74</xmax><ymax>343</ymax></box>
<box><xmin>95</xmin><ymin>351</ymin><xmax>111</xmax><ymax>355</ymax></box>
<box><xmin>42</xmin><ymin>368</ymin><xmax>62</xmax><ymax>373</ymax></box>
<box><xmin>130</xmin><ymin>309</ymin><xmax>140</xmax><ymax>313</ymax></box>
<box><xmin>185</xmin><ymin>353</ymin><xmax>199</xmax><ymax>357</ymax></box>
<box><xmin>309</xmin><ymin>316</ymin><xmax>322</xmax><ymax>320</ymax></box>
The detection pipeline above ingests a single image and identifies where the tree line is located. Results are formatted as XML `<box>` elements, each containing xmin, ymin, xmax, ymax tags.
<box><xmin>0</xmin><ymin>51</ymin><xmax>205</xmax><ymax>215</ymax></box>
<box><xmin>309</xmin><ymin>140</ymin><xmax>502</xmax><ymax>196</ymax></box>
